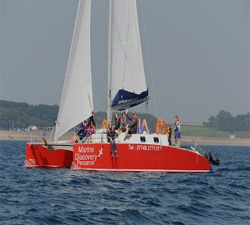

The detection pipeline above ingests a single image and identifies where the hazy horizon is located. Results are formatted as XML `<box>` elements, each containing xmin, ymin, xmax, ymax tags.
<box><xmin>1</xmin><ymin>0</ymin><xmax>249</xmax><ymax>123</ymax></box>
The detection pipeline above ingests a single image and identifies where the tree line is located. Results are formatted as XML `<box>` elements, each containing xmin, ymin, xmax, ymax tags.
<box><xmin>0</xmin><ymin>100</ymin><xmax>158</xmax><ymax>131</ymax></box>
<box><xmin>0</xmin><ymin>100</ymin><xmax>58</xmax><ymax>130</ymax></box>
<box><xmin>203</xmin><ymin>110</ymin><xmax>250</xmax><ymax>132</ymax></box>
<box><xmin>1</xmin><ymin>100</ymin><xmax>248</xmax><ymax>132</ymax></box>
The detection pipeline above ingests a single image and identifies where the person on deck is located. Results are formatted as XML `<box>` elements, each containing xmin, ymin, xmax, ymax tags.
<box><xmin>102</xmin><ymin>118</ymin><xmax>107</xmax><ymax>129</ymax></box>
<box><xmin>174</xmin><ymin>115</ymin><xmax>181</xmax><ymax>147</ymax></box>
<box><xmin>138</xmin><ymin>118</ymin><xmax>149</xmax><ymax>134</ymax></box>
<box><xmin>83</xmin><ymin>121</ymin><xmax>96</xmax><ymax>143</ymax></box>
<box><xmin>88</xmin><ymin>111</ymin><xmax>96</xmax><ymax>127</ymax></box>
<box><xmin>166</xmin><ymin>124</ymin><xmax>172</xmax><ymax>146</ymax></box>
<box><xmin>120</xmin><ymin>112</ymin><xmax>128</xmax><ymax>133</ymax></box>
<box><xmin>114</xmin><ymin>113</ymin><xmax>121</xmax><ymax>130</ymax></box>
<box><xmin>107</xmin><ymin>122</ymin><xmax>118</xmax><ymax>157</ymax></box>
<box><xmin>77</xmin><ymin>120</ymin><xmax>88</xmax><ymax>140</ymax></box>
<box><xmin>125</xmin><ymin>109</ymin><xmax>138</xmax><ymax>138</ymax></box>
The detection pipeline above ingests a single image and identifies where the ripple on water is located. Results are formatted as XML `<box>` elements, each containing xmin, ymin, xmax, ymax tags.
<box><xmin>0</xmin><ymin>141</ymin><xmax>250</xmax><ymax>225</ymax></box>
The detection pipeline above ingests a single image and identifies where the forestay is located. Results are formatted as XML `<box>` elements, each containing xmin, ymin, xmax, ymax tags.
<box><xmin>56</xmin><ymin>0</ymin><xmax>93</xmax><ymax>140</ymax></box>
<box><xmin>111</xmin><ymin>0</ymin><xmax>149</xmax><ymax>111</ymax></box>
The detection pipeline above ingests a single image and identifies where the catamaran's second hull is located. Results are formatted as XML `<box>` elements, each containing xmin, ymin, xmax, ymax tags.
<box><xmin>72</xmin><ymin>143</ymin><xmax>210</xmax><ymax>173</ymax></box>
<box><xmin>26</xmin><ymin>143</ymin><xmax>73</xmax><ymax>168</ymax></box>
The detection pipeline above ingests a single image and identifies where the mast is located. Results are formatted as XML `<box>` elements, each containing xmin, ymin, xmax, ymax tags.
<box><xmin>107</xmin><ymin>0</ymin><xmax>112</xmax><ymax>123</ymax></box>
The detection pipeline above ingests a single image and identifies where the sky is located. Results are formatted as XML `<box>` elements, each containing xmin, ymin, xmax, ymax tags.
<box><xmin>1</xmin><ymin>0</ymin><xmax>249</xmax><ymax>123</ymax></box>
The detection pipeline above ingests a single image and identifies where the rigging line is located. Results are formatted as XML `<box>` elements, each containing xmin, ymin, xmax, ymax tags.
<box><xmin>113</xmin><ymin>8</ymin><xmax>130</xmax><ymax>68</ymax></box>
<box><xmin>123</xmin><ymin>1</ymin><xmax>130</xmax><ymax>89</ymax></box>
<box><xmin>133</xmin><ymin>0</ymin><xmax>144</xmax><ymax>93</ymax></box>
<box><xmin>130</xmin><ymin>0</ymin><xmax>137</xmax><ymax>93</ymax></box>
<box><xmin>121</xmin><ymin>0</ymin><xmax>130</xmax><ymax>89</ymax></box>
<box><xmin>107</xmin><ymin>0</ymin><xmax>113</xmax><ymax>122</ymax></box>
<box><xmin>101</xmin><ymin>69</ymin><xmax>105</xmax><ymax>111</ymax></box>
<box><xmin>87</xmin><ymin>93</ymin><xmax>93</xmax><ymax>110</ymax></box>
<box><xmin>102</xmin><ymin>0</ymin><xmax>109</xmax><ymax>112</ymax></box>
<box><xmin>139</xmin><ymin>0</ymin><xmax>159</xmax><ymax>118</ymax></box>
<box><xmin>111</xmin><ymin>14</ymin><xmax>118</xmax><ymax>96</ymax></box>
<box><xmin>123</xmin><ymin>26</ymin><xmax>130</xmax><ymax>90</ymax></box>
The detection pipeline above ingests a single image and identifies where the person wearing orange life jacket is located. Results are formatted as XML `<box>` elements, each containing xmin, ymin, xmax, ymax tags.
<box><xmin>166</xmin><ymin>124</ymin><xmax>172</xmax><ymax>146</ymax></box>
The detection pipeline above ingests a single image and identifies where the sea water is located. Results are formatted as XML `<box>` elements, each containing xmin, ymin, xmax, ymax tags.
<box><xmin>0</xmin><ymin>140</ymin><xmax>250</xmax><ymax>225</ymax></box>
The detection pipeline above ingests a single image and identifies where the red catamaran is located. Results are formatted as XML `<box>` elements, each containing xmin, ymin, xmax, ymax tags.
<box><xmin>26</xmin><ymin>0</ymin><xmax>211</xmax><ymax>172</ymax></box>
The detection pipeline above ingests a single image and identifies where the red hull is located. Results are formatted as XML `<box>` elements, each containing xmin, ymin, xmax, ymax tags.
<box><xmin>26</xmin><ymin>143</ymin><xmax>73</xmax><ymax>168</ymax></box>
<box><xmin>73</xmin><ymin>143</ymin><xmax>210</xmax><ymax>172</ymax></box>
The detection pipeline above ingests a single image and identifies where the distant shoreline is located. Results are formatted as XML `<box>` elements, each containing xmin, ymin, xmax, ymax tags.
<box><xmin>181</xmin><ymin>136</ymin><xmax>249</xmax><ymax>147</ymax></box>
<box><xmin>0</xmin><ymin>130</ymin><xmax>249</xmax><ymax>147</ymax></box>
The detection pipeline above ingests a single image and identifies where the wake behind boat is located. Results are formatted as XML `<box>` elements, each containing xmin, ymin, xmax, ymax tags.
<box><xmin>26</xmin><ymin>0</ymin><xmax>211</xmax><ymax>172</ymax></box>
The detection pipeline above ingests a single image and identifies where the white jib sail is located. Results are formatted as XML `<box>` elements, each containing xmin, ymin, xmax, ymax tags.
<box><xmin>111</xmin><ymin>0</ymin><xmax>147</xmax><ymax>107</ymax></box>
<box><xmin>56</xmin><ymin>0</ymin><xmax>93</xmax><ymax>139</ymax></box>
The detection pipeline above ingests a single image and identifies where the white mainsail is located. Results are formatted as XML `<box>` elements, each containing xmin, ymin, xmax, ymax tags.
<box><xmin>110</xmin><ymin>0</ymin><xmax>148</xmax><ymax>111</ymax></box>
<box><xmin>56</xmin><ymin>0</ymin><xmax>93</xmax><ymax>140</ymax></box>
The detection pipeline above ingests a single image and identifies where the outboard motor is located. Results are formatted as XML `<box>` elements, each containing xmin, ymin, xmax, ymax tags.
<box><xmin>204</xmin><ymin>152</ymin><xmax>220</xmax><ymax>166</ymax></box>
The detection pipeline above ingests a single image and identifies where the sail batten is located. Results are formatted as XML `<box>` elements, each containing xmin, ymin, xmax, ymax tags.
<box><xmin>56</xmin><ymin>0</ymin><xmax>93</xmax><ymax>140</ymax></box>
<box><xmin>111</xmin><ymin>0</ymin><xmax>148</xmax><ymax>111</ymax></box>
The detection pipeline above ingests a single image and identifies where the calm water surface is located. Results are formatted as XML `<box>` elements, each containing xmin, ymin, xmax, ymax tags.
<box><xmin>0</xmin><ymin>140</ymin><xmax>250</xmax><ymax>225</ymax></box>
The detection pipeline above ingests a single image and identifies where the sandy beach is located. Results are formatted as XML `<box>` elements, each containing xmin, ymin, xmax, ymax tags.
<box><xmin>0</xmin><ymin>130</ymin><xmax>72</xmax><ymax>143</ymax></box>
<box><xmin>0</xmin><ymin>130</ymin><xmax>249</xmax><ymax>147</ymax></box>
<box><xmin>181</xmin><ymin>136</ymin><xmax>249</xmax><ymax>147</ymax></box>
